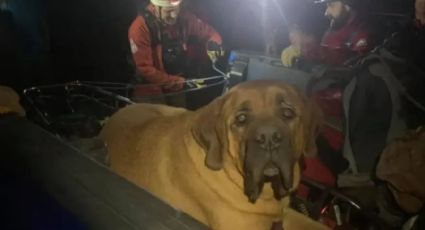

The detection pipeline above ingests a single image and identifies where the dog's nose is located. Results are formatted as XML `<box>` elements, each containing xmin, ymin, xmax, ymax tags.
<box><xmin>255</xmin><ymin>126</ymin><xmax>282</xmax><ymax>150</ymax></box>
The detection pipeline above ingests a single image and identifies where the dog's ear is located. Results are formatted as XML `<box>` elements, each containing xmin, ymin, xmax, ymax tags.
<box><xmin>192</xmin><ymin>95</ymin><xmax>229</xmax><ymax>170</ymax></box>
<box><xmin>303</xmin><ymin>100</ymin><xmax>323</xmax><ymax>157</ymax></box>
<box><xmin>293</xmin><ymin>98</ymin><xmax>322</xmax><ymax>158</ymax></box>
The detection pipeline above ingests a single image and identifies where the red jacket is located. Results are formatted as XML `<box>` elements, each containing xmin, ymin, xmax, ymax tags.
<box><xmin>129</xmin><ymin>5</ymin><xmax>222</xmax><ymax>96</ymax></box>
<box><xmin>320</xmin><ymin>13</ymin><xmax>371</xmax><ymax>65</ymax></box>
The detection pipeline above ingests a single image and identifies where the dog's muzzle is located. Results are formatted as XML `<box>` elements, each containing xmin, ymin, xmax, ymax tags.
<box><xmin>243</xmin><ymin>124</ymin><xmax>295</xmax><ymax>203</ymax></box>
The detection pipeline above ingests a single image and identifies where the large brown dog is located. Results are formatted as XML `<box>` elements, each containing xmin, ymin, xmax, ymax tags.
<box><xmin>100</xmin><ymin>80</ymin><xmax>325</xmax><ymax>229</ymax></box>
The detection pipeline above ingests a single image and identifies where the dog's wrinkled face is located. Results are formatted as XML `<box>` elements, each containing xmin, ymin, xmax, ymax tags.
<box><xmin>193</xmin><ymin>80</ymin><xmax>321</xmax><ymax>203</ymax></box>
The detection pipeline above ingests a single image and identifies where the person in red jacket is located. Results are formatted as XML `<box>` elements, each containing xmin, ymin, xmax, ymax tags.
<box><xmin>285</xmin><ymin>0</ymin><xmax>373</xmax><ymax>142</ymax></box>
<box><xmin>129</xmin><ymin>0</ymin><xmax>222</xmax><ymax>100</ymax></box>
<box><xmin>312</xmin><ymin>0</ymin><xmax>373</xmax><ymax>152</ymax></box>
<box><xmin>318</xmin><ymin>0</ymin><xmax>371</xmax><ymax>66</ymax></box>
<box><xmin>282</xmin><ymin>0</ymin><xmax>372</xmax><ymax>67</ymax></box>
<box><xmin>281</xmin><ymin>0</ymin><xmax>374</xmax><ymax>202</ymax></box>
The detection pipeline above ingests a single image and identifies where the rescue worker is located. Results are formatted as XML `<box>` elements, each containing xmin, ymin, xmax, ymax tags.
<box><xmin>282</xmin><ymin>0</ymin><xmax>374</xmax><ymax>153</ymax></box>
<box><xmin>129</xmin><ymin>0</ymin><xmax>223</xmax><ymax>106</ymax></box>
<box><xmin>282</xmin><ymin>0</ymin><xmax>372</xmax><ymax>67</ymax></box>
<box><xmin>281</xmin><ymin>0</ymin><xmax>375</xmax><ymax>200</ymax></box>
<box><xmin>281</xmin><ymin>24</ymin><xmax>319</xmax><ymax>68</ymax></box>
<box><xmin>318</xmin><ymin>0</ymin><xmax>371</xmax><ymax>65</ymax></box>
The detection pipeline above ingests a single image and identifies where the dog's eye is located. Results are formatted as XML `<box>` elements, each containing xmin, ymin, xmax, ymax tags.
<box><xmin>282</xmin><ymin>108</ymin><xmax>295</xmax><ymax>119</ymax></box>
<box><xmin>235</xmin><ymin>113</ymin><xmax>248</xmax><ymax>125</ymax></box>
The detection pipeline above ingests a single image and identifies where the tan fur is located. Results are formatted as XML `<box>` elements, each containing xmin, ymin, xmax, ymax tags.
<box><xmin>100</xmin><ymin>83</ymin><xmax>328</xmax><ymax>230</ymax></box>
<box><xmin>0</xmin><ymin>86</ymin><xmax>25</xmax><ymax>116</ymax></box>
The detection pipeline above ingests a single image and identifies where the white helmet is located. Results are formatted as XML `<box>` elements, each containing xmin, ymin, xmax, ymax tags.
<box><xmin>150</xmin><ymin>0</ymin><xmax>182</xmax><ymax>7</ymax></box>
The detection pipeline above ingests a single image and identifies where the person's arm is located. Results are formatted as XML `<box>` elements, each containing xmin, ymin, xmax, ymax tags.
<box><xmin>351</xmin><ymin>30</ymin><xmax>372</xmax><ymax>55</ymax></box>
<box><xmin>185</xmin><ymin>13</ymin><xmax>222</xmax><ymax>45</ymax></box>
<box><xmin>129</xmin><ymin>16</ymin><xmax>183</xmax><ymax>86</ymax></box>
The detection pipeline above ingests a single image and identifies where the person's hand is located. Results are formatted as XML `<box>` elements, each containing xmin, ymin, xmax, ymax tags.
<box><xmin>187</xmin><ymin>79</ymin><xmax>206</xmax><ymax>89</ymax></box>
<box><xmin>281</xmin><ymin>45</ymin><xmax>301</xmax><ymax>67</ymax></box>
<box><xmin>163</xmin><ymin>76</ymin><xmax>185</xmax><ymax>92</ymax></box>
<box><xmin>206</xmin><ymin>41</ymin><xmax>224</xmax><ymax>62</ymax></box>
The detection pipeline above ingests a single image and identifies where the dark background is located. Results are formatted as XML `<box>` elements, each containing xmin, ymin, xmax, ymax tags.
<box><xmin>0</xmin><ymin>0</ymin><xmax>414</xmax><ymax>91</ymax></box>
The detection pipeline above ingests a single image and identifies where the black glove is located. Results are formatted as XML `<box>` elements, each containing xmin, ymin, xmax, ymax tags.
<box><xmin>206</xmin><ymin>41</ymin><xmax>224</xmax><ymax>62</ymax></box>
